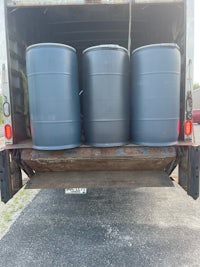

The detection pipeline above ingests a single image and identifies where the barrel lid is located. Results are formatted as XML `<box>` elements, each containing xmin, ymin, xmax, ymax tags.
<box><xmin>132</xmin><ymin>43</ymin><xmax>180</xmax><ymax>55</ymax></box>
<box><xmin>83</xmin><ymin>44</ymin><xmax>128</xmax><ymax>54</ymax></box>
<box><xmin>26</xmin><ymin>43</ymin><xmax>76</xmax><ymax>53</ymax></box>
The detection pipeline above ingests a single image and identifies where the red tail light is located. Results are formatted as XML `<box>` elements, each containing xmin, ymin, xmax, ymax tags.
<box><xmin>184</xmin><ymin>120</ymin><xmax>193</xmax><ymax>136</ymax></box>
<box><xmin>4</xmin><ymin>124</ymin><xmax>12</xmax><ymax>139</ymax></box>
<box><xmin>177</xmin><ymin>120</ymin><xmax>180</xmax><ymax>135</ymax></box>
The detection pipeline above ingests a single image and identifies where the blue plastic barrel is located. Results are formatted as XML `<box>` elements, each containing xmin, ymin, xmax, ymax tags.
<box><xmin>26</xmin><ymin>43</ymin><xmax>81</xmax><ymax>150</ymax></box>
<box><xmin>82</xmin><ymin>44</ymin><xmax>130</xmax><ymax>147</ymax></box>
<box><xmin>131</xmin><ymin>43</ymin><xmax>181</xmax><ymax>146</ymax></box>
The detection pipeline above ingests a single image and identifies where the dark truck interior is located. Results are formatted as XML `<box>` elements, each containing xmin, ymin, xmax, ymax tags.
<box><xmin>5</xmin><ymin>1</ymin><xmax>184</xmax><ymax>144</ymax></box>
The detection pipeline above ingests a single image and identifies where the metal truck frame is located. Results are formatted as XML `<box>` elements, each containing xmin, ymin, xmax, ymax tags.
<box><xmin>0</xmin><ymin>0</ymin><xmax>199</xmax><ymax>203</ymax></box>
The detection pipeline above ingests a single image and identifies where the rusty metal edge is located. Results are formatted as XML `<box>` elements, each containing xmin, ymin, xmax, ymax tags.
<box><xmin>6</xmin><ymin>0</ymin><xmax>183</xmax><ymax>7</ymax></box>
<box><xmin>25</xmin><ymin>170</ymin><xmax>174</xmax><ymax>189</ymax></box>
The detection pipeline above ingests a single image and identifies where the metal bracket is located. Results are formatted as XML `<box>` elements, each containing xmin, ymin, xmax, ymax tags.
<box><xmin>12</xmin><ymin>149</ymin><xmax>34</xmax><ymax>177</ymax></box>
<box><xmin>164</xmin><ymin>148</ymin><xmax>179</xmax><ymax>176</ymax></box>
<box><xmin>0</xmin><ymin>150</ymin><xmax>12</xmax><ymax>203</ymax></box>
<box><xmin>187</xmin><ymin>146</ymin><xmax>200</xmax><ymax>199</ymax></box>
<box><xmin>0</xmin><ymin>149</ymin><xmax>29</xmax><ymax>203</ymax></box>
<box><xmin>179</xmin><ymin>145</ymin><xmax>200</xmax><ymax>199</ymax></box>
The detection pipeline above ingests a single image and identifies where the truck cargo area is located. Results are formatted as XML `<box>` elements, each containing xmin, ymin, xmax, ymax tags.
<box><xmin>6</xmin><ymin>1</ymin><xmax>185</xmax><ymax>144</ymax></box>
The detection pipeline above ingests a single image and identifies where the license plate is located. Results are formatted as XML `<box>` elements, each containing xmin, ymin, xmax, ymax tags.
<box><xmin>65</xmin><ymin>188</ymin><xmax>87</xmax><ymax>195</ymax></box>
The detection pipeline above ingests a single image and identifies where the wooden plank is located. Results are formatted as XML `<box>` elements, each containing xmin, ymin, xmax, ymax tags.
<box><xmin>26</xmin><ymin>170</ymin><xmax>174</xmax><ymax>189</ymax></box>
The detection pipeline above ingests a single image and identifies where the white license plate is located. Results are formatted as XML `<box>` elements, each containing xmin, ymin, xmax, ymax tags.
<box><xmin>65</xmin><ymin>188</ymin><xmax>87</xmax><ymax>195</ymax></box>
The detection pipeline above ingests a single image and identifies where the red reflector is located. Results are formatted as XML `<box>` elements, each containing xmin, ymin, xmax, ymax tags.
<box><xmin>4</xmin><ymin>124</ymin><xmax>12</xmax><ymax>139</ymax></box>
<box><xmin>177</xmin><ymin>120</ymin><xmax>180</xmax><ymax>135</ymax></box>
<box><xmin>184</xmin><ymin>120</ymin><xmax>193</xmax><ymax>136</ymax></box>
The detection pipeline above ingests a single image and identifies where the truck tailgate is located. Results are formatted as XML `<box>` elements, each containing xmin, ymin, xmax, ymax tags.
<box><xmin>25</xmin><ymin>170</ymin><xmax>174</xmax><ymax>189</ymax></box>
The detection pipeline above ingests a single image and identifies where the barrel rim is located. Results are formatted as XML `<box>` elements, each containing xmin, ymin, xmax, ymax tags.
<box><xmin>26</xmin><ymin>43</ymin><xmax>76</xmax><ymax>53</ymax></box>
<box><xmin>132</xmin><ymin>43</ymin><xmax>180</xmax><ymax>55</ymax></box>
<box><xmin>83</xmin><ymin>44</ymin><xmax>128</xmax><ymax>54</ymax></box>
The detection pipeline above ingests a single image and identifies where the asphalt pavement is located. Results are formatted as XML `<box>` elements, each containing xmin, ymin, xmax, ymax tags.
<box><xmin>0</xmin><ymin>185</ymin><xmax>200</xmax><ymax>266</ymax></box>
